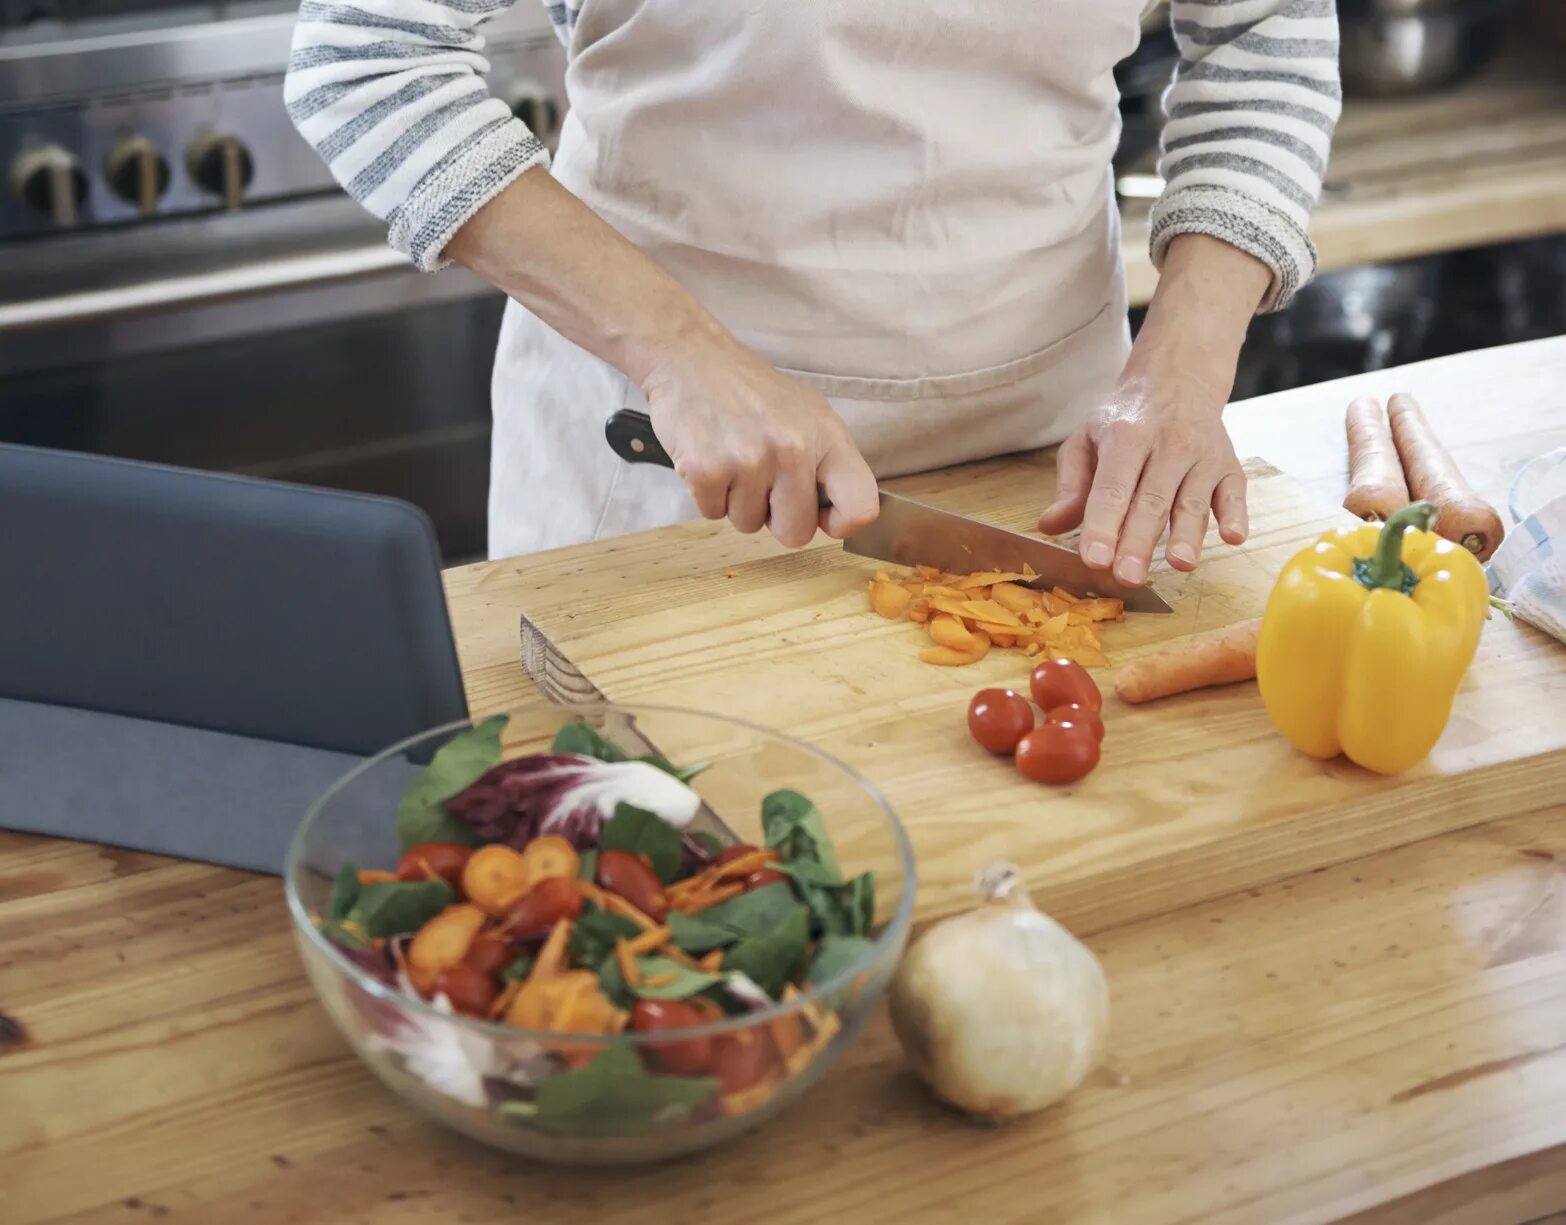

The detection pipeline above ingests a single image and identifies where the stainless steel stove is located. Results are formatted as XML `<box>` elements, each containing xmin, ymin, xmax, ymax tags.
<box><xmin>0</xmin><ymin>0</ymin><xmax>564</xmax><ymax>560</ymax></box>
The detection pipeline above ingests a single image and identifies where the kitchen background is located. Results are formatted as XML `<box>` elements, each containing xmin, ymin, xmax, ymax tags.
<box><xmin>1</xmin><ymin>0</ymin><xmax>1563</xmax><ymax>563</ymax></box>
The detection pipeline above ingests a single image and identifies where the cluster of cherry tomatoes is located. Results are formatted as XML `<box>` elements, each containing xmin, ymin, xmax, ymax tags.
<box><xmin>967</xmin><ymin>658</ymin><xmax>1104</xmax><ymax>784</ymax></box>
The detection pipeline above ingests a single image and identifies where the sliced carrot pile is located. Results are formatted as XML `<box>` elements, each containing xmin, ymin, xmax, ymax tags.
<box><xmin>868</xmin><ymin>564</ymin><xmax>1121</xmax><ymax>667</ymax></box>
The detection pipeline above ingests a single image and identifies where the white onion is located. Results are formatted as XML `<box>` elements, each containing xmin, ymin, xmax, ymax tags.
<box><xmin>889</xmin><ymin>862</ymin><xmax>1109</xmax><ymax>1120</ymax></box>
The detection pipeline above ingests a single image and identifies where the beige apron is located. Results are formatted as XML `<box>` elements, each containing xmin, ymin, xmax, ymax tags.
<box><xmin>489</xmin><ymin>0</ymin><xmax>1144</xmax><ymax>558</ymax></box>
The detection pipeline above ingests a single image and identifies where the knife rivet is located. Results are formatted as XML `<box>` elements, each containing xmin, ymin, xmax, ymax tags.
<box><xmin>630</xmin><ymin>439</ymin><xmax>645</xmax><ymax>454</ymax></box>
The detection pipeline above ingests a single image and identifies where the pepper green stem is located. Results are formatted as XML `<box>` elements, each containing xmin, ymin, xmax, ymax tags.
<box><xmin>1362</xmin><ymin>500</ymin><xmax>1440</xmax><ymax>591</ymax></box>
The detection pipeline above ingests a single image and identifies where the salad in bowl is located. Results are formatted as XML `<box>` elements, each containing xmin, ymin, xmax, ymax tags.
<box><xmin>285</xmin><ymin>705</ymin><xmax>914</xmax><ymax>1163</ymax></box>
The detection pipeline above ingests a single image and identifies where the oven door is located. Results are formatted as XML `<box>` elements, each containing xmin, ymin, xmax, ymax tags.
<box><xmin>1</xmin><ymin>196</ymin><xmax>506</xmax><ymax>562</ymax></box>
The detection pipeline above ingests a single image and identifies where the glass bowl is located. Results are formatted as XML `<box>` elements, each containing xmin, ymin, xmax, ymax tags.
<box><xmin>284</xmin><ymin>704</ymin><xmax>915</xmax><ymax>1164</ymax></box>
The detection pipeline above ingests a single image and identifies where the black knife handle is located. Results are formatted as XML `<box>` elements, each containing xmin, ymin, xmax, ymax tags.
<box><xmin>605</xmin><ymin>408</ymin><xmax>674</xmax><ymax>469</ymax></box>
<box><xmin>605</xmin><ymin>409</ymin><xmax>833</xmax><ymax>510</ymax></box>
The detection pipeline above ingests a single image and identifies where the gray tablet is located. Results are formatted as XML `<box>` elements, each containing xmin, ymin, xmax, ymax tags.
<box><xmin>0</xmin><ymin>444</ymin><xmax>469</xmax><ymax>871</ymax></box>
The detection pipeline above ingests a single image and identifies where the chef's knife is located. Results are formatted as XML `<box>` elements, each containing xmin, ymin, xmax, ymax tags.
<box><xmin>606</xmin><ymin>409</ymin><xmax>1172</xmax><ymax>612</ymax></box>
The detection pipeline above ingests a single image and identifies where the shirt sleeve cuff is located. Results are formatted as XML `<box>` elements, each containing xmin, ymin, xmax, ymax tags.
<box><xmin>389</xmin><ymin>119</ymin><xmax>552</xmax><ymax>272</ymax></box>
<box><xmin>1147</xmin><ymin>185</ymin><xmax>1319</xmax><ymax>313</ymax></box>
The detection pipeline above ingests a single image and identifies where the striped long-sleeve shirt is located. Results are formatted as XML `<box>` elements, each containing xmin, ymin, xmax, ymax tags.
<box><xmin>285</xmin><ymin>0</ymin><xmax>1340</xmax><ymax>310</ymax></box>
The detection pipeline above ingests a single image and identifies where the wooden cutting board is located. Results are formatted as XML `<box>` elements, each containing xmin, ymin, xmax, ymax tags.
<box><xmin>513</xmin><ymin>455</ymin><xmax>1566</xmax><ymax>932</ymax></box>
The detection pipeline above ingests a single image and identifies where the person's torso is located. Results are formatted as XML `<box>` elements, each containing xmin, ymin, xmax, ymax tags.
<box><xmin>549</xmin><ymin>0</ymin><xmax>1145</xmax><ymax>380</ymax></box>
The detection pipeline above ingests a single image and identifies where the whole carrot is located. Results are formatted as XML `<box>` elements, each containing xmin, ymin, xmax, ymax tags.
<box><xmin>1114</xmin><ymin>619</ymin><xmax>1261</xmax><ymax>705</ymax></box>
<box><xmin>1386</xmin><ymin>393</ymin><xmax>1504</xmax><ymax>561</ymax></box>
<box><xmin>1342</xmin><ymin>396</ymin><xmax>1409</xmax><ymax>522</ymax></box>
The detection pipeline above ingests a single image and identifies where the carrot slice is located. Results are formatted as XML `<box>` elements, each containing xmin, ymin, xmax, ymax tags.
<box><xmin>928</xmin><ymin>614</ymin><xmax>978</xmax><ymax>650</ymax></box>
<box><xmin>681</xmin><ymin>883</ymin><xmax>745</xmax><ymax>913</ymax></box>
<box><xmin>356</xmin><ymin>869</ymin><xmax>399</xmax><ymax>885</ymax></box>
<box><xmin>615</xmin><ymin>938</ymin><xmax>641</xmax><ymax>988</ymax></box>
<box><xmin>869</xmin><ymin>580</ymin><xmax>913</xmax><ymax>620</ymax></box>
<box><xmin>625</xmin><ymin>925</ymin><xmax>672</xmax><ymax>956</ymax></box>
<box><xmin>603</xmin><ymin>892</ymin><xmax>660</xmax><ymax>931</ymax></box>
<box><xmin>531</xmin><ymin>918</ymin><xmax>573</xmax><ymax>979</ymax></box>
<box><xmin>662</xmin><ymin>946</ymin><xmax>704</xmax><ymax>971</ymax></box>
<box><xmin>698</xmin><ymin>950</ymin><xmax>724</xmax><ymax>973</ymax></box>
<box><xmin>961</xmin><ymin>599</ymin><xmax>1022</xmax><ymax>626</ymax></box>
<box><xmin>919</xmin><ymin>645</ymin><xmax>978</xmax><ymax>666</ymax></box>
<box><xmin>490</xmin><ymin>979</ymin><xmax>523</xmax><ymax>1019</ymax></box>
<box><xmin>713</xmin><ymin>849</ymin><xmax>779</xmax><ymax>881</ymax></box>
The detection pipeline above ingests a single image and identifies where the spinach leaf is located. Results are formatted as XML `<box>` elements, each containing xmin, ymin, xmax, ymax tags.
<box><xmin>805</xmin><ymin>935</ymin><xmax>874</xmax><ymax>987</ymax></box>
<box><xmin>394</xmin><ymin>714</ymin><xmax>507</xmax><ymax>850</ymax></box>
<box><xmin>794</xmin><ymin>871</ymin><xmax>876</xmax><ymax>938</ymax></box>
<box><xmin>771</xmin><ymin>859</ymin><xmax>843</xmax><ymax>887</ymax></box>
<box><xmin>690</xmin><ymin>831</ymin><xmax>726</xmax><ymax>858</ymax></box>
<box><xmin>695</xmin><ymin>881</ymin><xmax>800</xmax><ymax>937</ymax></box>
<box><xmin>569</xmin><ymin>902</ymin><xmax>640</xmax><ymax>969</ymax></box>
<box><xmin>665</xmin><ymin>883</ymin><xmax>803</xmax><ymax>954</ymax></box>
<box><xmin>550</xmin><ymin>720</ymin><xmax>629</xmax><ymax>762</ymax></box>
<box><xmin>667</xmin><ymin>910</ymin><xmax>740</xmax><ymax>955</ymax></box>
<box><xmin>499</xmin><ymin>954</ymin><xmax>535</xmax><ymax>984</ymax></box>
<box><xmin>600</xmin><ymin>803</ymin><xmax>683</xmax><ymax>884</ymax></box>
<box><xmin>318</xmin><ymin>918</ymin><xmax>367</xmax><ymax>949</ymax></box>
<box><xmin>597</xmin><ymin>952</ymin><xmax>722</xmax><ymax>1007</ymax></box>
<box><xmin>762</xmin><ymin>790</ymin><xmax>842</xmax><ymax>884</ymax></box>
<box><xmin>345</xmin><ymin>879</ymin><xmax>455</xmax><ymax>939</ymax></box>
<box><xmin>721</xmin><ymin>906</ymin><xmax>810</xmax><ymax>998</ymax></box>
<box><xmin>577</xmin><ymin>849</ymin><xmax>599</xmax><ymax>882</ymax></box>
<box><xmin>326</xmin><ymin>863</ymin><xmax>362</xmax><ymax>921</ymax></box>
<box><xmin>631</xmin><ymin>956</ymin><xmax>723</xmax><ymax>1001</ymax></box>
<box><xmin>501</xmin><ymin>1045</ymin><xmax>718</xmax><ymax>1137</ymax></box>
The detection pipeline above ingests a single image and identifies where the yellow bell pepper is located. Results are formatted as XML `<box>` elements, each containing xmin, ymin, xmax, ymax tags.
<box><xmin>1256</xmin><ymin>501</ymin><xmax>1489</xmax><ymax>775</ymax></box>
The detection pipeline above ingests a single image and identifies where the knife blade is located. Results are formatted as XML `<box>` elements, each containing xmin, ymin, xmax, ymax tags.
<box><xmin>844</xmin><ymin>490</ymin><xmax>1171</xmax><ymax>612</ymax></box>
<box><xmin>604</xmin><ymin>409</ymin><xmax>1172</xmax><ymax>613</ymax></box>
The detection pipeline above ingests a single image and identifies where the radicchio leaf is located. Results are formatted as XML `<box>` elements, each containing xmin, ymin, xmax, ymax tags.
<box><xmin>444</xmin><ymin>754</ymin><xmax>701</xmax><ymax>849</ymax></box>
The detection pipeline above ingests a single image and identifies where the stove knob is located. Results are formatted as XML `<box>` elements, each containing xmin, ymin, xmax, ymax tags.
<box><xmin>105</xmin><ymin>136</ymin><xmax>171</xmax><ymax>215</ymax></box>
<box><xmin>186</xmin><ymin>133</ymin><xmax>254</xmax><ymax>210</ymax></box>
<box><xmin>510</xmin><ymin>92</ymin><xmax>559</xmax><ymax>137</ymax></box>
<box><xmin>10</xmin><ymin>145</ymin><xmax>88</xmax><ymax>230</ymax></box>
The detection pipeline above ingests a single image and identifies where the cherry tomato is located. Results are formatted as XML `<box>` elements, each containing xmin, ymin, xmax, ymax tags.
<box><xmin>712</xmin><ymin>844</ymin><xmax>759</xmax><ymax>866</ymax></box>
<box><xmin>1030</xmin><ymin>658</ymin><xmax>1102</xmax><ymax>715</ymax></box>
<box><xmin>596</xmin><ymin>849</ymin><xmax>670</xmax><ymax>921</ymax></box>
<box><xmin>1015</xmin><ymin>722</ymin><xmax>1100</xmax><ymax>785</ymax></box>
<box><xmin>462</xmin><ymin>932</ymin><xmax>515</xmax><ymax>977</ymax></box>
<box><xmin>395</xmin><ymin>841</ymin><xmax>474</xmax><ymax>890</ymax></box>
<box><xmin>1046</xmin><ymin>702</ymin><xmax>1105</xmax><ymax>744</ymax></box>
<box><xmin>630</xmin><ymin>999</ymin><xmax>714</xmax><ymax>1075</ymax></box>
<box><xmin>711</xmin><ymin>1031</ymin><xmax>776</xmax><ymax>1094</ymax></box>
<box><xmin>430</xmin><ymin>964</ymin><xmax>499</xmax><ymax>1016</ymax></box>
<box><xmin>498</xmin><ymin>874</ymin><xmax>583</xmax><ymax>938</ymax></box>
<box><xmin>967</xmin><ymin>688</ymin><xmax>1035</xmax><ymax>755</ymax></box>
<box><xmin>744</xmin><ymin>868</ymin><xmax>787</xmax><ymax>890</ymax></box>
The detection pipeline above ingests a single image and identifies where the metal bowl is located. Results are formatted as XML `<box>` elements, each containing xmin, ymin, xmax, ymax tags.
<box><xmin>1339</xmin><ymin>0</ymin><xmax>1511</xmax><ymax>96</ymax></box>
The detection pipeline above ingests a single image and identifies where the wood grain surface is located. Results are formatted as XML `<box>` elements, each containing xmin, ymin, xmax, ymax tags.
<box><xmin>3</xmin><ymin>339</ymin><xmax>1565</xmax><ymax>1223</ymax></box>
<box><xmin>504</xmin><ymin>466</ymin><xmax>1566</xmax><ymax>931</ymax></box>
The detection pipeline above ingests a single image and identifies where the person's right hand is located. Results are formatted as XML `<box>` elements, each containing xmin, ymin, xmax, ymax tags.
<box><xmin>641</xmin><ymin>327</ymin><xmax>880</xmax><ymax>548</ymax></box>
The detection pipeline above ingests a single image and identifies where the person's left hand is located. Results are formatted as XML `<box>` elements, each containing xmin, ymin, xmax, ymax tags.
<box><xmin>1039</xmin><ymin>233</ymin><xmax>1270</xmax><ymax>586</ymax></box>
<box><xmin>1038</xmin><ymin>360</ymin><xmax>1248</xmax><ymax>587</ymax></box>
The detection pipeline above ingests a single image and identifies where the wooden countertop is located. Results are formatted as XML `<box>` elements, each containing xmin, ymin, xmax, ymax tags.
<box><xmin>1121</xmin><ymin>49</ymin><xmax>1566</xmax><ymax>306</ymax></box>
<box><xmin>3</xmin><ymin>338</ymin><xmax>1566</xmax><ymax>1224</ymax></box>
